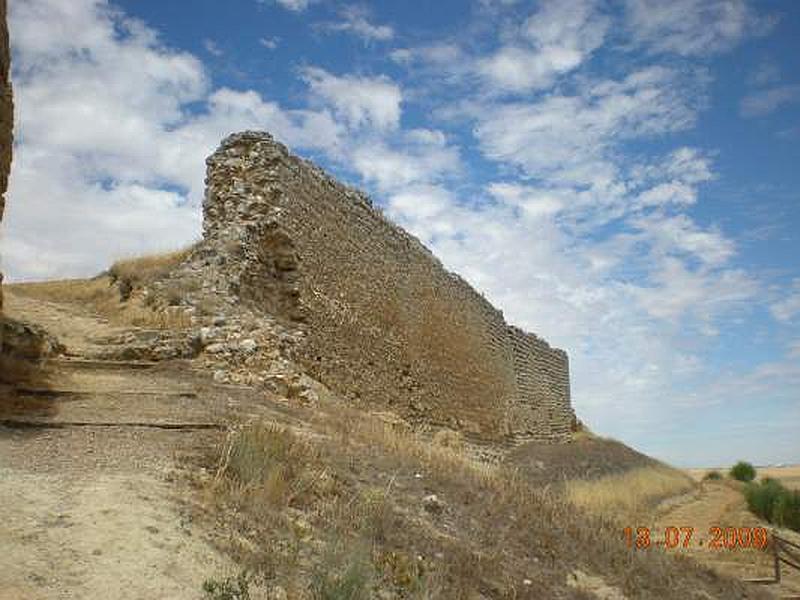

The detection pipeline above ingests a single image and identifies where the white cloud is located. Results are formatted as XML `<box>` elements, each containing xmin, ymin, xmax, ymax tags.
<box><xmin>4</xmin><ymin>0</ymin><xmax>345</xmax><ymax>280</ymax></box>
<box><xmin>301</xmin><ymin>67</ymin><xmax>402</xmax><ymax>131</ymax></box>
<box><xmin>740</xmin><ymin>84</ymin><xmax>800</xmax><ymax>117</ymax></box>
<box><xmin>487</xmin><ymin>183</ymin><xmax>565</xmax><ymax>220</ymax></box>
<box><xmin>203</xmin><ymin>39</ymin><xmax>223</xmax><ymax>57</ymax></box>
<box><xmin>474</xmin><ymin>67</ymin><xmax>701</xmax><ymax>190</ymax></box>
<box><xmin>771</xmin><ymin>280</ymin><xmax>800</xmax><ymax>322</ymax></box>
<box><xmin>319</xmin><ymin>6</ymin><xmax>393</xmax><ymax>42</ymax></box>
<box><xmin>259</xmin><ymin>36</ymin><xmax>280</xmax><ymax>50</ymax></box>
<box><xmin>625</xmin><ymin>0</ymin><xmax>774</xmax><ymax>56</ymax></box>
<box><xmin>386</xmin><ymin>186</ymin><xmax>455</xmax><ymax>238</ymax></box>
<box><xmin>390</xmin><ymin>44</ymin><xmax>463</xmax><ymax>67</ymax></box>
<box><xmin>630</xmin><ymin>257</ymin><xmax>755</xmax><ymax>324</ymax></box>
<box><xmin>747</xmin><ymin>61</ymin><xmax>781</xmax><ymax>87</ymax></box>
<box><xmin>477</xmin><ymin>0</ymin><xmax>608</xmax><ymax>92</ymax></box>
<box><xmin>351</xmin><ymin>129</ymin><xmax>460</xmax><ymax>193</ymax></box>
<box><xmin>631</xmin><ymin>214</ymin><xmax>735</xmax><ymax>267</ymax></box>
<box><xmin>264</xmin><ymin>0</ymin><xmax>311</xmax><ymax>12</ymax></box>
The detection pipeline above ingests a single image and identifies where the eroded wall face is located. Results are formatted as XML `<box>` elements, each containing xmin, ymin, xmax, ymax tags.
<box><xmin>204</xmin><ymin>132</ymin><xmax>574</xmax><ymax>443</ymax></box>
<box><xmin>0</xmin><ymin>0</ymin><xmax>11</xmax><ymax>312</ymax></box>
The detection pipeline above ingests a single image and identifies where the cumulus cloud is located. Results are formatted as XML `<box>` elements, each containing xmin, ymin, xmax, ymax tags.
<box><xmin>631</xmin><ymin>215</ymin><xmax>735</xmax><ymax>267</ymax></box>
<box><xmin>486</xmin><ymin>183</ymin><xmax>565</xmax><ymax>220</ymax></box>
<box><xmin>5</xmin><ymin>0</ymin><xmax>344</xmax><ymax>279</ymax></box>
<box><xmin>477</xmin><ymin>0</ymin><xmax>608</xmax><ymax>92</ymax></box>
<box><xmin>474</xmin><ymin>67</ymin><xmax>703</xmax><ymax>199</ymax></box>
<box><xmin>624</xmin><ymin>0</ymin><xmax>774</xmax><ymax>56</ymax></box>
<box><xmin>351</xmin><ymin>129</ymin><xmax>460</xmax><ymax>192</ymax></box>
<box><xmin>320</xmin><ymin>5</ymin><xmax>394</xmax><ymax>42</ymax></box>
<box><xmin>771</xmin><ymin>280</ymin><xmax>800</xmax><ymax>322</ymax></box>
<box><xmin>301</xmin><ymin>67</ymin><xmax>402</xmax><ymax>131</ymax></box>
<box><xmin>259</xmin><ymin>36</ymin><xmax>280</xmax><ymax>50</ymax></box>
<box><xmin>263</xmin><ymin>0</ymin><xmax>311</xmax><ymax>12</ymax></box>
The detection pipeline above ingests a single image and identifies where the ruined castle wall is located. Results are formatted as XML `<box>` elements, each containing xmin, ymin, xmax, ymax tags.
<box><xmin>204</xmin><ymin>132</ymin><xmax>574</xmax><ymax>442</ymax></box>
<box><xmin>0</xmin><ymin>0</ymin><xmax>12</xmax><ymax>312</ymax></box>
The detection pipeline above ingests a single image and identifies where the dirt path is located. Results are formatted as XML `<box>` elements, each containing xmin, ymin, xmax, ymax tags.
<box><xmin>655</xmin><ymin>481</ymin><xmax>800</xmax><ymax>598</ymax></box>
<box><xmin>0</xmin><ymin>289</ymin><xmax>256</xmax><ymax>599</ymax></box>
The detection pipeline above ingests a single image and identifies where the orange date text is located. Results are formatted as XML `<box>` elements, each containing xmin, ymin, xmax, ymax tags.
<box><xmin>623</xmin><ymin>526</ymin><xmax>769</xmax><ymax>550</ymax></box>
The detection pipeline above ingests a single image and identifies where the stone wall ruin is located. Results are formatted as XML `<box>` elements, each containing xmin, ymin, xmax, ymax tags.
<box><xmin>202</xmin><ymin>131</ymin><xmax>574</xmax><ymax>443</ymax></box>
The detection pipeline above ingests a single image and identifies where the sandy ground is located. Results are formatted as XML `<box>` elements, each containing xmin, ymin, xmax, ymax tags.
<box><xmin>0</xmin><ymin>289</ymin><xmax>257</xmax><ymax>599</ymax></box>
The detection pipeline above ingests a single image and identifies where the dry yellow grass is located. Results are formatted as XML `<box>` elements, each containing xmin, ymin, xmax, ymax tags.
<box><xmin>318</xmin><ymin>403</ymin><xmax>502</xmax><ymax>490</ymax></box>
<box><xmin>7</xmin><ymin>247</ymin><xmax>195</xmax><ymax>331</ymax></box>
<box><xmin>757</xmin><ymin>465</ymin><xmax>800</xmax><ymax>490</ymax></box>
<box><xmin>9</xmin><ymin>277</ymin><xmax>193</xmax><ymax>330</ymax></box>
<box><xmin>108</xmin><ymin>246</ymin><xmax>193</xmax><ymax>289</ymax></box>
<box><xmin>196</xmin><ymin>406</ymin><xmax>757</xmax><ymax>599</ymax></box>
<box><xmin>566</xmin><ymin>465</ymin><xmax>695</xmax><ymax>520</ymax></box>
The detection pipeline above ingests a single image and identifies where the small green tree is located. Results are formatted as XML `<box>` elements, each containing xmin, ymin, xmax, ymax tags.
<box><xmin>729</xmin><ymin>461</ymin><xmax>756</xmax><ymax>482</ymax></box>
<box><xmin>703</xmin><ymin>470</ymin><xmax>723</xmax><ymax>481</ymax></box>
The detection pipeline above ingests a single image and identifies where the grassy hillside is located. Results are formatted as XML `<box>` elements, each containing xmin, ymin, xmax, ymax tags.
<box><xmin>3</xmin><ymin>268</ymin><xmax>771</xmax><ymax>599</ymax></box>
<box><xmin>184</xmin><ymin>400</ymin><xmax>762</xmax><ymax>599</ymax></box>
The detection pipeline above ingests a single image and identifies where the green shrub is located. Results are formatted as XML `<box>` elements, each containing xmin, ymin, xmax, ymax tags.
<box><xmin>744</xmin><ymin>478</ymin><xmax>800</xmax><ymax>532</ymax></box>
<box><xmin>703</xmin><ymin>470</ymin><xmax>723</xmax><ymax>481</ymax></box>
<box><xmin>729</xmin><ymin>461</ymin><xmax>756</xmax><ymax>482</ymax></box>
<box><xmin>774</xmin><ymin>489</ymin><xmax>800</xmax><ymax>532</ymax></box>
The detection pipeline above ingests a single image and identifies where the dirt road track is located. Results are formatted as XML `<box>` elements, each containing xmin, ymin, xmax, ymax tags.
<box><xmin>0</xmin><ymin>290</ymin><xmax>242</xmax><ymax>599</ymax></box>
<box><xmin>656</xmin><ymin>480</ymin><xmax>800</xmax><ymax>598</ymax></box>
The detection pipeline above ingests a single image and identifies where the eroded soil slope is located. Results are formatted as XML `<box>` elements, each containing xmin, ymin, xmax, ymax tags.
<box><xmin>0</xmin><ymin>289</ymin><xmax>254</xmax><ymax>599</ymax></box>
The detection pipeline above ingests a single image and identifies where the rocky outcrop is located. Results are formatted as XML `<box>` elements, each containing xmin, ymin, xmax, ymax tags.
<box><xmin>0</xmin><ymin>319</ymin><xmax>63</xmax><ymax>360</ymax></box>
<box><xmin>0</xmin><ymin>0</ymin><xmax>12</xmax><ymax>313</ymax></box>
<box><xmin>190</xmin><ymin>131</ymin><xmax>575</xmax><ymax>444</ymax></box>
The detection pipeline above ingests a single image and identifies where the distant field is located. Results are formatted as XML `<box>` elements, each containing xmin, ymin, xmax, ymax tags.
<box><xmin>687</xmin><ymin>465</ymin><xmax>800</xmax><ymax>489</ymax></box>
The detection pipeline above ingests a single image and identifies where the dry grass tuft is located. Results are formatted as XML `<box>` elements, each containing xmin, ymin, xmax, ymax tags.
<box><xmin>432</xmin><ymin>427</ymin><xmax>464</xmax><ymax>451</ymax></box>
<box><xmin>193</xmin><ymin>402</ymin><xmax>758</xmax><ymax>600</ymax></box>
<box><xmin>216</xmin><ymin>421</ymin><xmax>321</xmax><ymax>508</ymax></box>
<box><xmin>108</xmin><ymin>247</ymin><xmax>193</xmax><ymax>292</ymax></box>
<box><xmin>321</xmin><ymin>405</ymin><xmax>501</xmax><ymax>490</ymax></box>
<box><xmin>565</xmin><ymin>465</ymin><xmax>695</xmax><ymax>520</ymax></box>
<box><xmin>8</xmin><ymin>246</ymin><xmax>196</xmax><ymax>331</ymax></box>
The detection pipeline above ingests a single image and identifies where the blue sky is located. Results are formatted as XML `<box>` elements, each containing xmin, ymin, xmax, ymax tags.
<box><xmin>4</xmin><ymin>0</ymin><xmax>799</xmax><ymax>467</ymax></box>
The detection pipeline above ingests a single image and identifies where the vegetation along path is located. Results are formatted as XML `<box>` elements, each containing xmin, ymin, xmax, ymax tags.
<box><xmin>655</xmin><ymin>479</ymin><xmax>800</xmax><ymax>598</ymax></box>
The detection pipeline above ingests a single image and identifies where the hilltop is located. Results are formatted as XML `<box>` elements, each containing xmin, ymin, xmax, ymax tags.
<box><xmin>0</xmin><ymin>131</ymin><xmax>774</xmax><ymax>599</ymax></box>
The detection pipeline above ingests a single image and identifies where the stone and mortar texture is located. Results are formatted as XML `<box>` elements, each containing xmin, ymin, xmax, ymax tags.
<box><xmin>175</xmin><ymin>131</ymin><xmax>575</xmax><ymax>444</ymax></box>
<box><xmin>0</xmin><ymin>0</ymin><xmax>11</xmax><ymax>314</ymax></box>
